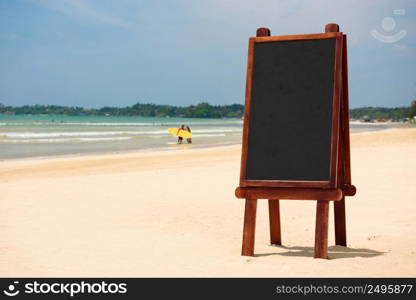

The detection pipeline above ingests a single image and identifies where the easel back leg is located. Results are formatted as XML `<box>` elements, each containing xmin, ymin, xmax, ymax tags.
<box><xmin>268</xmin><ymin>199</ymin><xmax>282</xmax><ymax>245</ymax></box>
<box><xmin>334</xmin><ymin>196</ymin><xmax>347</xmax><ymax>246</ymax></box>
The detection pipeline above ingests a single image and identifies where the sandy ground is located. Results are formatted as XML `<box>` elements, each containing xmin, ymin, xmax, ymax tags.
<box><xmin>0</xmin><ymin>128</ymin><xmax>415</xmax><ymax>277</ymax></box>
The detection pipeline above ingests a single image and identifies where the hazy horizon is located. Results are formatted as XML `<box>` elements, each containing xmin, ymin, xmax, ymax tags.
<box><xmin>0</xmin><ymin>101</ymin><xmax>413</xmax><ymax>110</ymax></box>
<box><xmin>1</xmin><ymin>0</ymin><xmax>415</xmax><ymax>109</ymax></box>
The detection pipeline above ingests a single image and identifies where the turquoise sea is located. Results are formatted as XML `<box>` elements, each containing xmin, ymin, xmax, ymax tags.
<box><xmin>0</xmin><ymin>115</ymin><xmax>244</xmax><ymax>159</ymax></box>
<box><xmin>0</xmin><ymin>115</ymin><xmax>395</xmax><ymax>159</ymax></box>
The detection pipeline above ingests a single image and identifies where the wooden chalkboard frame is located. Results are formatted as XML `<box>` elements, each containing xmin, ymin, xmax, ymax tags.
<box><xmin>235</xmin><ymin>24</ymin><xmax>357</xmax><ymax>260</ymax></box>
<box><xmin>240</xmin><ymin>32</ymin><xmax>344</xmax><ymax>189</ymax></box>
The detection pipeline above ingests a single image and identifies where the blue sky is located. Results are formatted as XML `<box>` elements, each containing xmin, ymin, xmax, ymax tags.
<box><xmin>0</xmin><ymin>0</ymin><xmax>415</xmax><ymax>108</ymax></box>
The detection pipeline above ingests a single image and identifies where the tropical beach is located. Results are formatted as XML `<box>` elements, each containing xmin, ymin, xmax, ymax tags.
<box><xmin>2</xmin><ymin>2</ymin><xmax>416</xmax><ymax>293</ymax></box>
<box><xmin>0</xmin><ymin>126</ymin><xmax>415</xmax><ymax>277</ymax></box>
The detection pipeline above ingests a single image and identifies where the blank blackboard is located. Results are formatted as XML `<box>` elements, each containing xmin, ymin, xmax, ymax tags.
<box><xmin>243</xmin><ymin>36</ymin><xmax>340</xmax><ymax>186</ymax></box>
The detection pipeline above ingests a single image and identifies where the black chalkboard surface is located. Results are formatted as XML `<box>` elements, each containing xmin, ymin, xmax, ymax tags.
<box><xmin>240</xmin><ymin>34</ymin><xmax>343</xmax><ymax>188</ymax></box>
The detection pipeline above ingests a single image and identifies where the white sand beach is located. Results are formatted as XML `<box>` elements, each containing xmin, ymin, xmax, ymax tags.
<box><xmin>0</xmin><ymin>128</ymin><xmax>415</xmax><ymax>277</ymax></box>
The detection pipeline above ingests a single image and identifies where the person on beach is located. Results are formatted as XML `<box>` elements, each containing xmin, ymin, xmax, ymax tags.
<box><xmin>186</xmin><ymin>126</ymin><xmax>192</xmax><ymax>144</ymax></box>
<box><xmin>177</xmin><ymin>125</ymin><xmax>186</xmax><ymax>144</ymax></box>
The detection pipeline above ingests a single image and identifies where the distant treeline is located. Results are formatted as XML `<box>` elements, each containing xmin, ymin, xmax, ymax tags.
<box><xmin>1</xmin><ymin>101</ymin><xmax>415</xmax><ymax>120</ymax></box>
<box><xmin>0</xmin><ymin>102</ymin><xmax>244</xmax><ymax>118</ymax></box>
<box><xmin>350</xmin><ymin>105</ymin><xmax>414</xmax><ymax>120</ymax></box>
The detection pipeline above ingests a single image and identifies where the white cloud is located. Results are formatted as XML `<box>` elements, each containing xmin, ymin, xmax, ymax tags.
<box><xmin>28</xmin><ymin>0</ymin><xmax>138</xmax><ymax>31</ymax></box>
<box><xmin>0</xmin><ymin>33</ymin><xmax>24</xmax><ymax>41</ymax></box>
<box><xmin>393</xmin><ymin>43</ymin><xmax>416</xmax><ymax>55</ymax></box>
<box><xmin>191</xmin><ymin>0</ymin><xmax>415</xmax><ymax>47</ymax></box>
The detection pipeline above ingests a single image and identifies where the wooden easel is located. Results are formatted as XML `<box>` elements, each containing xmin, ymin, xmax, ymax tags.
<box><xmin>235</xmin><ymin>24</ymin><xmax>356</xmax><ymax>259</ymax></box>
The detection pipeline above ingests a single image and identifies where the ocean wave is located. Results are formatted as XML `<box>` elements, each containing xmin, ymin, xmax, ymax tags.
<box><xmin>0</xmin><ymin>120</ymin><xmax>243</xmax><ymax>127</ymax></box>
<box><xmin>192</xmin><ymin>134</ymin><xmax>226</xmax><ymax>137</ymax></box>
<box><xmin>78</xmin><ymin>137</ymin><xmax>132</xmax><ymax>142</ymax></box>
<box><xmin>0</xmin><ymin>132</ymin><xmax>231</xmax><ymax>142</ymax></box>
<box><xmin>1</xmin><ymin>128</ymin><xmax>241</xmax><ymax>139</ymax></box>
<box><xmin>191</xmin><ymin>129</ymin><xmax>241</xmax><ymax>133</ymax></box>
<box><xmin>0</xmin><ymin>137</ymin><xmax>132</xmax><ymax>143</ymax></box>
<box><xmin>0</xmin><ymin>133</ymin><xmax>230</xmax><ymax>143</ymax></box>
<box><xmin>2</xmin><ymin>130</ymin><xmax>166</xmax><ymax>138</ymax></box>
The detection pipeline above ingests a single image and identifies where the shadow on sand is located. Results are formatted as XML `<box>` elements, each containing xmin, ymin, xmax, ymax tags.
<box><xmin>255</xmin><ymin>245</ymin><xmax>385</xmax><ymax>259</ymax></box>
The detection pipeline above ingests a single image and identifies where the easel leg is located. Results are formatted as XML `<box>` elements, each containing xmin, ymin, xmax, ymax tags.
<box><xmin>334</xmin><ymin>196</ymin><xmax>347</xmax><ymax>246</ymax></box>
<box><xmin>268</xmin><ymin>199</ymin><xmax>281</xmax><ymax>245</ymax></box>
<box><xmin>314</xmin><ymin>200</ymin><xmax>329</xmax><ymax>259</ymax></box>
<box><xmin>241</xmin><ymin>198</ymin><xmax>257</xmax><ymax>256</ymax></box>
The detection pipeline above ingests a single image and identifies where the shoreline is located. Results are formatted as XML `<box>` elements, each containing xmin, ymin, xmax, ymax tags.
<box><xmin>1</xmin><ymin>125</ymin><xmax>414</xmax><ymax>164</ymax></box>
<box><xmin>0</xmin><ymin>140</ymin><xmax>241</xmax><ymax>164</ymax></box>
<box><xmin>0</xmin><ymin>142</ymin><xmax>242</xmax><ymax>182</ymax></box>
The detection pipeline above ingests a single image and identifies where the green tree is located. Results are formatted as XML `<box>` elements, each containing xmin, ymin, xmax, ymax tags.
<box><xmin>410</xmin><ymin>100</ymin><xmax>416</xmax><ymax>118</ymax></box>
